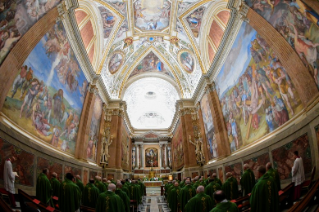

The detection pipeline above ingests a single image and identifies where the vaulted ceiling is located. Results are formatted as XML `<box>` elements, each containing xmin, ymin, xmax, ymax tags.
<box><xmin>74</xmin><ymin>0</ymin><xmax>230</xmax><ymax>129</ymax></box>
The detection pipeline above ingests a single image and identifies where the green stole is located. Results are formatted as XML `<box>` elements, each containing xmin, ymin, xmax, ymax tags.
<box><xmin>36</xmin><ymin>173</ymin><xmax>53</xmax><ymax>206</ymax></box>
<box><xmin>115</xmin><ymin>188</ymin><xmax>130</xmax><ymax>212</ymax></box>
<box><xmin>250</xmin><ymin>173</ymin><xmax>279</xmax><ymax>212</ymax></box>
<box><xmin>76</xmin><ymin>179</ymin><xmax>84</xmax><ymax>193</ymax></box>
<box><xmin>184</xmin><ymin>192</ymin><xmax>213</xmax><ymax>212</ymax></box>
<box><xmin>267</xmin><ymin>168</ymin><xmax>281</xmax><ymax>191</ymax></box>
<box><xmin>95</xmin><ymin>191</ymin><xmax>125</xmax><ymax>212</ymax></box>
<box><xmin>59</xmin><ymin>178</ymin><xmax>81</xmax><ymax>212</ymax></box>
<box><xmin>168</xmin><ymin>186</ymin><xmax>180</xmax><ymax>212</ymax></box>
<box><xmin>210</xmin><ymin>201</ymin><xmax>239</xmax><ymax>212</ymax></box>
<box><xmin>240</xmin><ymin>169</ymin><xmax>256</xmax><ymax>196</ymax></box>
<box><xmin>50</xmin><ymin>177</ymin><xmax>60</xmax><ymax>198</ymax></box>
<box><xmin>95</xmin><ymin>180</ymin><xmax>106</xmax><ymax>193</ymax></box>
<box><xmin>82</xmin><ymin>182</ymin><xmax>99</xmax><ymax>208</ymax></box>
<box><xmin>204</xmin><ymin>181</ymin><xmax>222</xmax><ymax>206</ymax></box>
<box><xmin>179</xmin><ymin>184</ymin><xmax>196</xmax><ymax>212</ymax></box>
<box><xmin>222</xmin><ymin>177</ymin><xmax>239</xmax><ymax>200</ymax></box>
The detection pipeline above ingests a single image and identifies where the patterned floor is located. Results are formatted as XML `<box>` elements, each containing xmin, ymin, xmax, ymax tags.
<box><xmin>143</xmin><ymin>195</ymin><xmax>170</xmax><ymax>212</ymax></box>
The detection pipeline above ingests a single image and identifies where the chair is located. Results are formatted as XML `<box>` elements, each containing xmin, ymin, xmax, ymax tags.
<box><xmin>302</xmin><ymin>166</ymin><xmax>316</xmax><ymax>192</ymax></box>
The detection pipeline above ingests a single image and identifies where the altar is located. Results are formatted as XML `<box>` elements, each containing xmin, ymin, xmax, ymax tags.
<box><xmin>143</xmin><ymin>181</ymin><xmax>162</xmax><ymax>195</ymax></box>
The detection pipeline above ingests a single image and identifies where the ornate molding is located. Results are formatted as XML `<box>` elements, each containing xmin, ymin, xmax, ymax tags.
<box><xmin>238</xmin><ymin>3</ymin><xmax>250</xmax><ymax>22</ymax></box>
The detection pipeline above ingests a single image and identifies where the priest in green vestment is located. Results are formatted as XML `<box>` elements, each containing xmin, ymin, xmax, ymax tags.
<box><xmin>50</xmin><ymin>172</ymin><xmax>60</xmax><ymax>198</ymax></box>
<box><xmin>129</xmin><ymin>180</ymin><xmax>141</xmax><ymax>204</ymax></box>
<box><xmin>240</xmin><ymin>164</ymin><xmax>256</xmax><ymax>196</ymax></box>
<box><xmin>95</xmin><ymin>176</ymin><xmax>106</xmax><ymax>193</ymax></box>
<box><xmin>210</xmin><ymin>190</ymin><xmax>239</xmax><ymax>212</ymax></box>
<box><xmin>250</xmin><ymin>166</ymin><xmax>279</xmax><ymax>212</ymax></box>
<box><xmin>96</xmin><ymin>183</ymin><xmax>125</xmax><ymax>212</ymax></box>
<box><xmin>75</xmin><ymin>175</ymin><xmax>84</xmax><ymax>193</ymax></box>
<box><xmin>165</xmin><ymin>181</ymin><xmax>173</xmax><ymax>198</ymax></box>
<box><xmin>102</xmin><ymin>178</ymin><xmax>109</xmax><ymax>188</ymax></box>
<box><xmin>205</xmin><ymin>177</ymin><xmax>222</xmax><ymax>207</ymax></box>
<box><xmin>36</xmin><ymin>168</ymin><xmax>53</xmax><ymax>206</ymax></box>
<box><xmin>179</xmin><ymin>179</ymin><xmax>195</xmax><ymax>212</ymax></box>
<box><xmin>266</xmin><ymin>162</ymin><xmax>281</xmax><ymax>191</ymax></box>
<box><xmin>222</xmin><ymin>172</ymin><xmax>239</xmax><ymax>200</ymax></box>
<box><xmin>138</xmin><ymin>179</ymin><xmax>145</xmax><ymax>196</ymax></box>
<box><xmin>184</xmin><ymin>186</ymin><xmax>213</xmax><ymax>212</ymax></box>
<box><xmin>59</xmin><ymin>173</ymin><xmax>81</xmax><ymax>212</ymax></box>
<box><xmin>82</xmin><ymin>178</ymin><xmax>99</xmax><ymax>208</ymax></box>
<box><xmin>115</xmin><ymin>182</ymin><xmax>130</xmax><ymax>212</ymax></box>
<box><xmin>212</xmin><ymin>173</ymin><xmax>223</xmax><ymax>187</ymax></box>
<box><xmin>121</xmin><ymin>180</ymin><xmax>130</xmax><ymax>198</ymax></box>
<box><xmin>179</xmin><ymin>177</ymin><xmax>186</xmax><ymax>188</ymax></box>
<box><xmin>168</xmin><ymin>182</ymin><xmax>180</xmax><ymax>212</ymax></box>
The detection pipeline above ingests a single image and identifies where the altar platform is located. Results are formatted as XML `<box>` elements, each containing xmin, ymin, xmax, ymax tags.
<box><xmin>143</xmin><ymin>181</ymin><xmax>162</xmax><ymax>195</ymax></box>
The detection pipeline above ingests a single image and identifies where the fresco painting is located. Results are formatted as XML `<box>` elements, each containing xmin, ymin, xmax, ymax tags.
<box><xmin>98</xmin><ymin>6</ymin><xmax>116</xmax><ymax>40</ymax></box>
<box><xmin>178</xmin><ymin>50</ymin><xmax>195</xmax><ymax>73</ymax></box>
<box><xmin>89</xmin><ymin>170</ymin><xmax>97</xmax><ymax>179</ymax></box>
<box><xmin>215</xmin><ymin>22</ymin><xmax>303</xmax><ymax>153</ymax></box>
<box><xmin>224</xmin><ymin>163</ymin><xmax>243</xmax><ymax>184</ymax></box>
<box><xmin>37</xmin><ymin>157</ymin><xmax>63</xmax><ymax>181</ymax></box>
<box><xmin>0</xmin><ymin>137</ymin><xmax>35</xmax><ymax>186</ymax></box>
<box><xmin>315</xmin><ymin>124</ymin><xmax>319</xmax><ymax>151</ymax></box>
<box><xmin>87</xmin><ymin>95</ymin><xmax>103</xmax><ymax>162</ymax></box>
<box><xmin>244</xmin><ymin>153</ymin><xmax>270</xmax><ymax>179</ymax></box>
<box><xmin>121</xmin><ymin>122</ymin><xmax>131</xmax><ymax>171</ymax></box>
<box><xmin>186</xmin><ymin>6</ymin><xmax>206</xmax><ymax>38</ymax></box>
<box><xmin>108</xmin><ymin>51</ymin><xmax>124</xmax><ymax>74</ymax></box>
<box><xmin>134</xmin><ymin>0</ymin><xmax>170</xmax><ymax>31</ymax></box>
<box><xmin>2</xmin><ymin>21</ymin><xmax>88</xmax><ymax>155</ymax></box>
<box><xmin>64</xmin><ymin>165</ymin><xmax>81</xmax><ymax>177</ymax></box>
<box><xmin>200</xmin><ymin>93</ymin><xmax>217</xmax><ymax>160</ymax></box>
<box><xmin>218</xmin><ymin>167</ymin><xmax>223</xmax><ymax>183</ymax></box>
<box><xmin>129</xmin><ymin>52</ymin><xmax>174</xmax><ymax>79</ymax></box>
<box><xmin>177</xmin><ymin>0</ymin><xmax>200</xmax><ymax>15</ymax></box>
<box><xmin>245</xmin><ymin>0</ymin><xmax>319</xmax><ymax>88</ymax></box>
<box><xmin>172</xmin><ymin>121</ymin><xmax>184</xmax><ymax>170</ymax></box>
<box><xmin>271</xmin><ymin>133</ymin><xmax>312</xmax><ymax>180</ymax></box>
<box><xmin>83</xmin><ymin>169</ymin><xmax>88</xmax><ymax>185</ymax></box>
<box><xmin>0</xmin><ymin>0</ymin><xmax>61</xmax><ymax>65</ymax></box>
<box><xmin>145</xmin><ymin>148</ymin><xmax>158</xmax><ymax>167</ymax></box>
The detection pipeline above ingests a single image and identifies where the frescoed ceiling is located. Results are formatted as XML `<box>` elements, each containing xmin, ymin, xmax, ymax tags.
<box><xmin>75</xmin><ymin>0</ymin><xmax>230</xmax><ymax>128</ymax></box>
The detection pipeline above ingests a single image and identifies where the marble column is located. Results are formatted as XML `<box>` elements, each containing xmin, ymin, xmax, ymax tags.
<box><xmin>132</xmin><ymin>146</ymin><xmax>136</xmax><ymax>170</ymax></box>
<box><xmin>136</xmin><ymin>144</ymin><xmax>140</xmax><ymax>169</ymax></box>
<box><xmin>140</xmin><ymin>144</ymin><xmax>144</xmax><ymax>169</ymax></box>
<box><xmin>159</xmin><ymin>144</ymin><xmax>163</xmax><ymax>169</ymax></box>
<box><xmin>164</xmin><ymin>144</ymin><xmax>168</xmax><ymax>169</ymax></box>
<box><xmin>167</xmin><ymin>146</ymin><xmax>172</xmax><ymax>168</ymax></box>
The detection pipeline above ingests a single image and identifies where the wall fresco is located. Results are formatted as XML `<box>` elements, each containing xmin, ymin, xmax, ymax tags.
<box><xmin>224</xmin><ymin>163</ymin><xmax>243</xmax><ymax>184</ymax></box>
<box><xmin>64</xmin><ymin>165</ymin><xmax>81</xmax><ymax>178</ymax></box>
<box><xmin>121</xmin><ymin>122</ymin><xmax>131</xmax><ymax>171</ymax></box>
<box><xmin>172</xmin><ymin>121</ymin><xmax>184</xmax><ymax>170</ymax></box>
<box><xmin>145</xmin><ymin>147</ymin><xmax>158</xmax><ymax>167</ymax></box>
<box><xmin>36</xmin><ymin>157</ymin><xmax>63</xmax><ymax>181</ymax></box>
<box><xmin>243</xmin><ymin>153</ymin><xmax>270</xmax><ymax>179</ymax></box>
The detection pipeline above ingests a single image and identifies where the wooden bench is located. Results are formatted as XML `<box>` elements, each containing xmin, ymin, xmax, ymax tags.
<box><xmin>230</xmin><ymin>194</ymin><xmax>250</xmax><ymax>212</ymax></box>
<box><xmin>302</xmin><ymin>166</ymin><xmax>316</xmax><ymax>192</ymax></box>
<box><xmin>0</xmin><ymin>195</ymin><xmax>13</xmax><ymax>212</ymax></box>
<box><xmin>279</xmin><ymin>182</ymin><xmax>294</xmax><ymax>209</ymax></box>
<box><xmin>80</xmin><ymin>205</ymin><xmax>95</xmax><ymax>212</ymax></box>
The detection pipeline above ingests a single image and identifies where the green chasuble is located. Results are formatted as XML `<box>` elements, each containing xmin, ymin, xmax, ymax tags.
<box><xmin>36</xmin><ymin>173</ymin><xmax>53</xmax><ymax>206</ymax></box>
<box><xmin>193</xmin><ymin>181</ymin><xmax>200</xmax><ymax>190</ymax></box>
<box><xmin>267</xmin><ymin>168</ymin><xmax>281</xmax><ymax>191</ymax></box>
<box><xmin>82</xmin><ymin>182</ymin><xmax>100</xmax><ymax>208</ymax></box>
<box><xmin>59</xmin><ymin>178</ymin><xmax>81</xmax><ymax>212</ymax></box>
<box><xmin>205</xmin><ymin>181</ymin><xmax>222</xmax><ymax>206</ymax></box>
<box><xmin>179</xmin><ymin>181</ymin><xmax>185</xmax><ymax>188</ymax></box>
<box><xmin>95</xmin><ymin>180</ymin><xmax>107</xmax><ymax>193</ymax></box>
<box><xmin>214</xmin><ymin>178</ymin><xmax>222</xmax><ymax>187</ymax></box>
<box><xmin>165</xmin><ymin>183</ymin><xmax>173</xmax><ymax>198</ymax></box>
<box><xmin>103</xmin><ymin>183</ymin><xmax>109</xmax><ymax>189</ymax></box>
<box><xmin>50</xmin><ymin>177</ymin><xmax>60</xmax><ymax>198</ymax></box>
<box><xmin>210</xmin><ymin>201</ymin><xmax>239</xmax><ymax>212</ymax></box>
<box><xmin>129</xmin><ymin>184</ymin><xmax>141</xmax><ymax>204</ymax></box>
<box><xmin>138</xmin><ymin>181</ymin><xmax>146</xmax><ymax>196</ymax></box>
<box><xmin>179</xmin><ymin>184</ymin><xmax>196</xmax><ymax>212</ymax></box>
<box><xmin>168</xmin><ymin>186</ymin><xmax>180</xmax><ymax>212</ymax></box>
<box><xmin>250</xmin><ymin>173</ymin><xmax>279</xmax><ymax>212</ymax></box>
<box><xmin>95</xmin><ymin>191</ymin><xmax>125</xmax><ymax>212</ymax></box>
<box><xmin>76</xmin><ymin>179</ymin><xmax>84</xmax><ymax>193</ymax></box>
<box><xmin>115</xmin><ymin>188</ymin><xmax>130</xmax><ymax>212</ymax></box>
<box><xmin>240</xmin><ymin>169</ymin><xmax>256</xmax><ymax>196</ymax></box>
<box><xmin>184</xmin><ymin>192</ymin><xmax>213</xmax><ymax>212</ymax></box>
<box><xmin>222</xmin><ymin>177</ymin><xmax>239</xmax><ymax>200</ymax></box>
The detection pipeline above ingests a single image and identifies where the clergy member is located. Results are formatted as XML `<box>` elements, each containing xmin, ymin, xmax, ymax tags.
<box><xmin>96</xmin><ymin>183</ymin><xmax>125</xmax><ymax>212</ymax></box>
<box><xmin>59</xmin><ymin>173</ymin><xmax>81</xmax><ymax>212</ymax></box>
<box><xmin>50</xmin><ymin>172</ymin><xmax>60</xmax><ymax>198</ymax></box>
<box><xmin>210</xmin><ymin>190</ymin><xmax>239</xmax><ymax>212</ymax></box>
<box><xmin>205</xmin><ymin>176</ymin><xmax>222</xmax><ymax>207</ymax></box>
<box><xmin>212</xmin><ymin>173</ymin><xmax>222</xmax><ymax>187</ymax></box>
<box><xmin>266</xmin><ymin>162</ymin><xmax>281</xmax><ymax>191</ymax></box>
<box><xmin>95</xmin><ymin>176</ymin><xmax>106</xmax><ymax>193</ymax></box>
<box><xmin>168</xmin><ymin>182</ymin><xmax>180</xmax><ymax>212</ymax></box>
<box><xmin>222</xmin><ymin>172</ymin><xmax>239</xmax><ymax>200</ymax></box>
<box><xmin>82</xmin><ymin>178</ymin><xmax>99</xmax><ymax>208</ymax></box>
<box><xmin>179</xmin><ymin>179</ymin><xmax>196</xmax><ymax>212</ymax></box>
<box><xmin>240</xmin><ymin>164</ymin><xmax>255</xmax><ymax>196</ymax></box>
<box><xmin>3</xmin><ymin>156</ymin><xmax>18</xmax><ymax>207</ymax></box>
<box><xmin>250</xmin><ymin>166</ymin><xmax>279</xmax><ymax>212</ymax></box>
<box><xmin>75</xmin><ymin>175</ymin><xmax>84</xmax><ymax>193</ymax></box>
<box><xmin>115</xmin><ymin>181</ymin><xmax>130</xmax><ymax>212</ymax></box>
<box><xmin>36</xmin><ymin>168</ymin><xmax>53</xmax><ymax>206</ymax></box>
<box><xmin>102</xmin><ymin>178</ymin><xmax>108</xmax><ymax>188</ymax></box>
<box><xmin>184</xmin><ymin>185</ymin><xmax>213</xmax><ymax>212</ymax></box>
<box><xmin>292</xmin><ymin>151</ymin><xmax>305</xmax><ymax>201</ymax></box>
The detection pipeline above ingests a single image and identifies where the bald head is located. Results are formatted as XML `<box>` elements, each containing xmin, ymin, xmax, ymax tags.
<box><xmin>76</xmin><ymin>175</ymin><xmax>81</xmax><ymax>180</ymax></box>
<box><xmin>102</xmin><ymin>178</ymin><xmax>107</xmax><ymax>182</ymax></box>
<box><xmin>212</xmin><ymin>173</ymin><xmax>217</xmax><ymax>178</ymax></box>
<box><xmin>214</xmin><ymin>190</ymin><xmax>226</xmax><ymax>203</ymax></box>
<box><xmin>257</xmin><ymin>166</ymin><xmax>266</xmax><ymax>179</ymax></box>
<box><xmin>226</xmin><ymin>172</ymin><xmax>232</xmax><ymax>178</ymax></box>
<box><xmin>95</xmin><ymin>176</ymin><xmax>101</xmax><ymax>181</ymax></box>
<box><xmin>116</xmin><ymin>182</ymin><xmax>122</xmax><ymax>188</ymax></box>
<box><xmin>174</xmin><ymin>182</ymin><xmax>179</xmax><ymax>187</ymax></box>
<box><xmin>52</xmin><ymin>172</ymin><xmax>57</xmax><ymax>177</ymax></box>
<box><xmin>266</xmin><ymin>162</ymin><xmax>272</xmax><ymax>171</ymax></box>
<box><xmin>243</xmin><ymin>164</ymin><xmax>250</xmax><ymax>171</ymax></box>
<box><xmin>108</xmin><ymin>183</ymin><xmax>116</xmax><ymax>192</ymax></box>
<box><xmin>197</xmin><ymin>185</ymin><xmax>205</xmax><ymax>193</ymax></box>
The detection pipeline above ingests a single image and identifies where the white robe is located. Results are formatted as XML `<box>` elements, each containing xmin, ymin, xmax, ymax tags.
<box><xmin>292</xmin><ymin>157</ymin><xmax>305</xmax><ymax>186</ymax></box>
<box><xmin>3</xmin><ymin>160</ymin><xmax>16</xmax><ymax>194</ymax></box>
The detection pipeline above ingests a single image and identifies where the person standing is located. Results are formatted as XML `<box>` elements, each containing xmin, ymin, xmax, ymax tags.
<box><xmin>50</xmin><ymin>172</ymin><xmax>60</xmax><ymax>198</ymax></box>
<box><xmin>36</xmin><ymin>168</ymin><xmax>53</xmax><ymax>206</ymax></box>
<box><xmin>240</xmin><ymin>164</ymin><xmax>255</xmax><ymax>196</ymax></box>
<box><xmin>82</xmin><ymin>178</ymin><xmax>99</xmax><ymax>208</ymax></box>
<box><xmin>184</xmin><ymin>186</ymin><xmax>213</xmax><ymax>212</ymax></box>
<box><xmin>59</xmin><ymin>173</ymin><xmax>81</xmax><ymax>212</ymax></box>
<box><xmin>222</xmin><ymin>172</ymin><xmax>239</xmax><ymax>200</ymax></box>
<box><xmin>3</xmin><ymin>156</ymin><xmax>18</xmax><ymax>207</ymax></box>
<box><xmin>266</xmin><ymin>162</ymin><xmax>281</xmax><ymax>191</ymax></box>
<box><xmin>292</xmin><ymin>151</ymin><xmax>305</xmax><ymax>201</ymax></box>
<box><xmin>95</xmin><ymin>183</ymin><xmax>125</xmax><ymax>212</ymax></box>
<box><xmin>210</xmin><ymin>190</ymin><xmax>239</xmax><ymax>212</ymax></box>
<box><xmin>179</xmin><ymin>179</ymin><xmax>195</xmax><ymax>212</ymax></box>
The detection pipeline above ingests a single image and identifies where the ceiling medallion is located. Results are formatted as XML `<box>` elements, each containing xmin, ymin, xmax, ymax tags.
<box><xmin>177</xmin><ymin>49</ymin><xmax>196</xmax><ymax>73</ymax></box>
<box><xmin>124</xmin><ymin>37</ymin><xmax>134</xmax><ymax>48</ymax></box>
<box><xmin>108</xmin><ymin>51</ymin><xmax>125</xmax><ymax>74</ymax></box>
